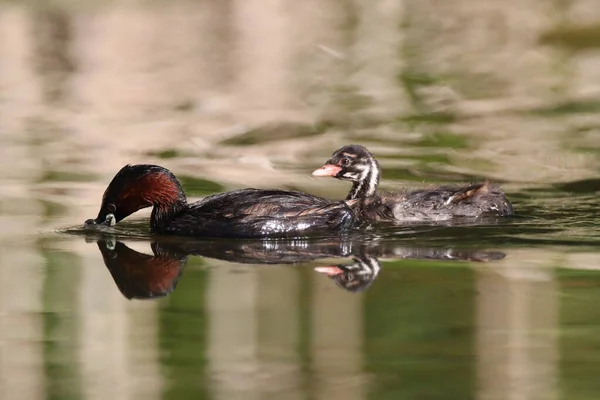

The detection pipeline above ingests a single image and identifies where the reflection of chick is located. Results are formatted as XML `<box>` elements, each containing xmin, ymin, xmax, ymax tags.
<box><xmin>315</xmin><ymin>256</ymin><xmax>381</xmax><ymax>293</ymax></box>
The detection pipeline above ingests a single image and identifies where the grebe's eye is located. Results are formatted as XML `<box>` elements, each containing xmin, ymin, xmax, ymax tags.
<box><xmin>107</xmin><ymin>203</ymin><xmax>116</xmax><ymax>213</ymax></box>
<box><xmin>340</xmin><ymin>158</ymin><xmax>351</xmax><ymax>167</ymax></box>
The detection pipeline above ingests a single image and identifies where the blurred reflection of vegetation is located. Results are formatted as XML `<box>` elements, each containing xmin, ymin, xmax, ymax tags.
<box><xmin>297</xmin><ymin>267</ymin><xmax>314</xmax><ymax>396</ymax></box>
<box><xmin>177</xmin><ymin>176</ymin><xmax>225</xmax><ymax>197</ymax></box>
<box><xmin>159</xmin><ymin>258</ymin><xmax>210</xmax><ymax>399</ymax></box>
<box><xmin>559</xmin><ymin>268</ymin><xmax>600</xmax><ymax>400</ymax></box>
<box><xmin>31</xmin><ymin>8</ymin><xmax>74</xmax><ymax>105</ymax></box>
<box><xmin>41</xmin><ymin>241</ymin><xmax>83</xmax><ymax>400</ymax></box>
<box><xmin>365</xmin><ymin>262</ymin><xmax>475</xmax><ymax>398</ymax></box>
<box><xmin>541</xmin><ymin>24</ymin><xmax>600</xmax><ymax>51</ymax></box>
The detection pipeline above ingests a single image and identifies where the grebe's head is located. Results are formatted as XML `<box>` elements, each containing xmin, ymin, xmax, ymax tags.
<box><xmin>86</xmin><ymin>164</ymin><xmax>186</xmax><ymax>227</ymax></box>
<box><xmin>312</xmin><ymin>145</ymin><xmax>381</xmax><ymax>199</ymax></box>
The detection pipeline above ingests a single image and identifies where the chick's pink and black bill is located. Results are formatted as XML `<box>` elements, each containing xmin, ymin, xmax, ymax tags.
<box><xmin>312</xmin><ymin>163</ymin><xmax>342</xmax><ymax>177</ymax></box>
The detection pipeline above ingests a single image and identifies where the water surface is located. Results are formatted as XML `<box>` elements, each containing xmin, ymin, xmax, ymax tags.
<box><xmin>2</xmin><ymin>1</ymin><xmax>600</xmax><ymax>399</ymax></box>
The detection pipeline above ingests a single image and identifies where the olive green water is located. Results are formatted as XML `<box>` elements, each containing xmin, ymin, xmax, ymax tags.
<box><xmin>3</xmin><ymin>1</ymin><xmax>600</xmax><ymax>399</ymax></box>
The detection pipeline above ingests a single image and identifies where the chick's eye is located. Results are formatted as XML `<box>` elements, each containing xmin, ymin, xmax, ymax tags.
<box><xmin>340</xmin><ymin>158</ymin><xmax>350</xmax><ymax>167</ymax></box>
<box><xmin>107</xmin><ymin>203</ymin><xmax>116</xmax><ymax>213</ymax></box>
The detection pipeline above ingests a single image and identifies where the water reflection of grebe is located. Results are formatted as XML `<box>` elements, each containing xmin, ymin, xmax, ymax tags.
<box><xmin>91</xmin><ymin>234</ymin><xmax>505</xmax><ymax>300</ymax></box>
<box><xmin>97</xmin><ymin>236</ymin><xmax>186</xmax><ymax>299</ymax></box>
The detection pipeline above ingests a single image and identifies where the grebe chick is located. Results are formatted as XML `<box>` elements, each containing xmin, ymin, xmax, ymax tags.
<box><xmin>312</xmin><ymin>144</ymin><xmax>513</xmax><ymax>222</ymax></box>
<box><xmin>85</xmin><ymin>164</ymin><xmax>355</xmax><ymax>238</ymax></box>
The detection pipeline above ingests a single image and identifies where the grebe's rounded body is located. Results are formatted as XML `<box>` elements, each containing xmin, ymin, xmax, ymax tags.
<box><xmin>86</xmin><ymin>164</ymin><xmax>354</xmax><ymax>238</ymax></box>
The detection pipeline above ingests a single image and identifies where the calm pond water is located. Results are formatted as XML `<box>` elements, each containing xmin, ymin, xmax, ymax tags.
<box><xmin>3</xmin><ymin>1</ymin><xmax>600</xmax><ymax>399</ymax></box>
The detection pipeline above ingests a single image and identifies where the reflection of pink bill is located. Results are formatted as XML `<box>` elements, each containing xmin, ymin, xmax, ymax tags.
<box><xmin>314</xmin><ymin>266</ymin><xmax>344</xmax><ymax>276</ymax></box>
